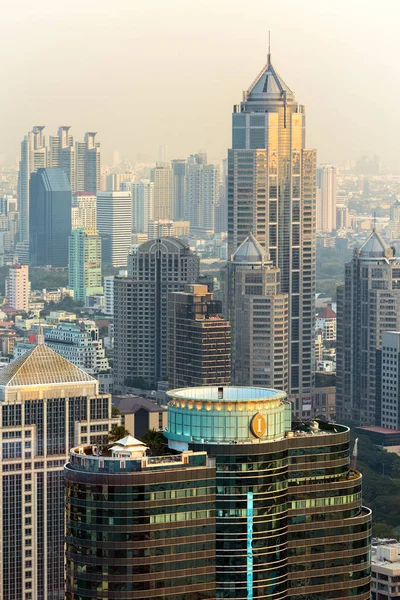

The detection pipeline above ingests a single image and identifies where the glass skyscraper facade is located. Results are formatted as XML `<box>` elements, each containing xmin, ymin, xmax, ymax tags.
<box><xmin>166</xmin><ymin>386</ymin><xmax>371</xmax><ymax>599</ymax></box>
<box><xmin>228</xmin><ymin>53</ymin><xmax>316</xmax><ymax>416</ymax></box>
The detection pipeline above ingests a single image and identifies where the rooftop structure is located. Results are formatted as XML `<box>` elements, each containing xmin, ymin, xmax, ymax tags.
<box><xmin>371</xmin><ymin>542</ymin><xmax>400</xmax><ymax>599</ymax></box>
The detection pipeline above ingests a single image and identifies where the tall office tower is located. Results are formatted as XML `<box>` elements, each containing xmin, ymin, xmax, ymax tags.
<box><xmin>18</xmin><ymin>126</ymin><xmax>48</xmax><ymax>245</ymax></box>
<box><xmin>215</xmin><ymin>158</ymin><xmax>228</xmax><ymax>233</ymax></box>
<box><xmin>228</xmin><ymin>52</ymin><xmax>316</xmax><ymax>414</ymax></box>
<box><xmin>49</xmin><ymin>126</ymin><xmax>76</xmax><ymax>191</ymax></box>
<box><xmin>222</xmin><ymin>233</ymin><xmax>289</xmax><ymax>392</ymax></box>
<box><xmin>151</xmin><ymin>162</ymin><xmax>173</xmax><ymax>220</ymax></box>
<box><xmin>316</xmin><ymin>164</ymin><xmax>337</xmax><ymax>232</ymax></box>
<box><xmin>377</xmin><ymin>331</ymin><xmax>400</xmax><ymax>429</ymax></box>
<box><xmin>97</xmin><ymin>191</ymin><xmax>132</xmax><ymax>267</ymax></box>
<box><xmin>168</xmin><ymin>284</ymin><xmax>231</xmax><ymax>388</ymax></box>
<box><xmin>336</xmin><ymin>203</ymin><xmax>349</xmax><ymax>229</ymax></box>
<box><xmin>113</xmin><ymin>238</ymin><xmax>199</xmax><ymax>389</ymax></box>
<box><xmin>84</xmin><ymin>132</ymin><xmax>101</xmax><ymax>193</ymax></box>
<box><xmin>5</xmin><ymin>263</ymin><xmax>30</xmax><ymax>311</ymax></box>
<box><xmin>68</xmin><ymin>228</ymin><xmax>103</xmax><ymax>302</ymax></box>
<box><xmin>132</xmin><ymin>179</ymin><xmax>154</xmax><ymax>233</ymax></box>
<box><xmin>65</xmin><ymin>438</ymin><xmax>216</xmax><ymax>600</ymax></box>
<box><xmin>337</xmin><ymin>230</ymin><xmax>400</xmax><ymax>425</ymax></box>
<box><xmin>71</xmin><ymin>192</ymin><xmax>97</xmax><ymax>229</ymax></box>
<box><xmin>0</xmin><ymin>338</ymin><xmax>119</xmax><ymax>600</ymax></box>
<box><xmin>29</xmin><ymin>167</ymin><xmax>72</xmax><ymax>267</ymax></box>
<box><xmin>166</xmin><ymin>385</ymin><xmax>371</xmax><ymax>600</ymax></box>
<box><xmin>186</xmin><ymin>162</ymin><xmax>220</xmax><ymax>233</ymax></box>
<box><xmin>171</xmin><ymin>159</ymin><xmax>187</xmax><ymax>220</ymax></box>
<box><xmin>388</xmin><ymin>197</ymin><xmax>400</xmax><ymax>240</ymax></box>
<box><xmin>75</xmin><ymin>140</ymin><xmax>86</xmax><ymax>192</ymax></box>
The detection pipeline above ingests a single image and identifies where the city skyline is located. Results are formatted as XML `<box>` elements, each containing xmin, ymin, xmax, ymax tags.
<box><xmin>1</xmin><ymin>1</ymin><xmax>400</xmax><ymax>166</ymax></box>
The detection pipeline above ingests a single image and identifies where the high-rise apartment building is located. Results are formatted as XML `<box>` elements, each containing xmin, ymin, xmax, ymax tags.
<box><xmin>83</xmin><ymin>132</ymin><xmax>101</xmax><ymax>194</ymax></box>
<box><xmin>171</xmin><ymin>158</ymin><xmax>187</xmax><ymax>220</ymax></box>
<box><xmin>5</xmin><ymin>263</ymin><xmax>30</xmax><ymax>311</ymax></box>
<box><xmin>168</xmin><ymin>284</ymin><xmax>231</xmax><ymax>388</ymax></box>
<box><xmin>29</xmin><ymin>168</ymin><xmax>72</xmax><ymax>267</ymax></box>
<box><xmin>376</xmin><ymin>331</ymin><xmax>400</xmax><ymax>429</ymax></box>
<box><xmin>151</xmin><ymin>162</ymin><xmax>173</xmax><ymax>220</ymax></box>
<box><xmin>337</xmin><ymin>203</ymin><xmax>350</xmax><ymax>230</ymax></box>
<box><xmin>103</xmin><ymin>275</ymin><xmax>115</xmax><ymax>316</ymax></box>
<box><xmin>228</xmin><ymin>52</ymin><xmax>316</xmax><ymax>414</ymax></box>
<box><xmin>222</xmin><ymin>233</ymin><xmax>289</xmax><ymax>393</ymax></box>
<box><xmin>68</xmin><ymin>228</ymin><xmax>103</xmax><ymax>302</ymax></box>
<box><xmin>166</xmin><ymin>385</ymin><xmax>371</xmax><ymax>599</ymax></box>
<box><xmin>337</xmin><ymin>230</ymin><xmax>400</xmax><ymax>425</ymax></box>
<box><xmin>316</xmin><ymin>164</ymin><xmax>337</xmax><ymax>232</ymax></box>
<box><xmin>186</xmin><ymin>162</ymin><xmax>220</xmax><ymax>233</ymax></box>
<box><xmin>65</xmin><ymin>437</ymin><xmax>216</xmax><ymax>600</ymax></box>
<box><xmin>132</xmin><ymin>179</ymin><xmax>154</xmax><ymax>233</ymax></box>
<box><xmin>0</xmin><ymin>338</ymin><xmax>119</xmax><ymax>599</ymax></box>
<box><xmin>71</xmin><ymin>192</ymin><xmax>97</xmax><ymax>230</ymax></box>
<box><xmin>97</xmin><ymin>191</ymin><xmax>132</xmax><ymax>267</ymax></box>
<box><xmin>49</xmin><ymin>126</ymin><xmax>76</xmax><ymax>191</ymax></box>
<box><xmin>113</xmin><ymin>238</ymin><xmax>199</xmax><ymax>388</ymax></box>
<box><xmin>388</xmin><ymin>197</ymin><xmax>400</xmax><ymax>241</ymax></box>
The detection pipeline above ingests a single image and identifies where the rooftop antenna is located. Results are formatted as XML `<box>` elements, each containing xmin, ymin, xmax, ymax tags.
<box><xmin>268</xmin><ymin>31</ymin><xmax>271</xmax><ymax>65</ymax></box>
<box><xmin>373</xmin><ymin>212</ymin><xmax>377</xmax><ymax>231</ymax></box>
<box><xmin>37</xmin><ymin>320</ymin><xmax>44</xmax><ymax>345</ymax></box>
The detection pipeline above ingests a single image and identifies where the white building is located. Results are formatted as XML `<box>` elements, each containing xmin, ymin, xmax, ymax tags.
<box><xmin>186</xmin><ymin>162</ymin><xmax>220</xmax><ymax>233</ymax></box>
<box><xmin>147</xmin><ymin>219</ymin><xmax>190</xmax><ymax>240</ymax></box>
<box><xmin>103</xmin><ymin>276</ymin><xmax>115</xmax><ymax>316</ymax></box>
<box><xmin>97</xmin><ymin>191</ymin><xmax>132</xmax><ymax>267</ymax></box>
<box><xmin>316</xmin><ymin>305</ymin><xmax>337</xmax><ymax>341</ymax></box>
<box><xmin>316</xmin><ymin>164</ymin><xmax>337</xmax><ymax>232</ymax></box>
<box><xmin>379</xmin><ymin>331</ymin><xmax>400</xmax><ymax>429</ymax></box>
<box><xmin>132</xmin><ymin>179</ymin><xmax>154</xmax><ymax>233</ymax></box>
<box><xmin>71</xmin><ymin>192</ymin><xmax>97</xmax><ymax>230</ymax></box>
<box><xmin>5</xmin><ymin>263</ymin><xmax>30</xmax><ymax>311</ymax></box>
<box><xmin>151</xmin><ymin>163</ymin><xmax>173</xmax><ymax>220</ymax></box>
<box><xmin>372</xmin><ymin>542</ymin><xmax>400</xmax><ymax>599</ymax></box>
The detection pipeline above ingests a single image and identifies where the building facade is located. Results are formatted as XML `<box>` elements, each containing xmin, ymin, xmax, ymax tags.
<box><xmin>71</xmin><ymin>192</ymin><xmax>97</xmax><ymax>230</ymax></box>
<box><xmin>377</xmin><ymin>331</ymin><xmax>400</xmax><ymax>429</ymax></box>
<box><xmin>5</xmin><ymin>263</ymin><xmax>30</xmax><ymax>311</ymax></box>
<box><xmin>68</xmin><ymin>228</ymin><xmax>103</xmax><ymax>302</ymax></box>
<box><xmin>132</xmin><ymin>179</ymin><xmax>154</xmax><ymax>234</ymax></box>
<box><xmin>166</xmin><ymin>385</ymin><xmax>371</xmax><ymax>600</ymax></box>
<box><xmin>151</xmin><ymin>163</ymin><xmax>173</xmax><ymax>220</ymax></box>
<box><xmin>113</xmin><ymin>238</ymin><xmax>199</xmax><ymax>389</ymax></box>
<box><xmin>29</xmin><ymin>168</ymin><xmax>72</xmax><ymax>267</ymax></box>
<box><xmin>228</xmin><ymin>52</ymin><xmax>316</xmax><ymax>414</ymax></box>
<box><xmin>371</xmin><ymin>542</ymin><xmax>400</xmax><ymax>600</ymax></box>
<box><xmin>65</xmin><ymin>437</ymin><xmax>216</xmax><ymax>599</ymax></box>
<box><xmin>97</xmin><ymin>191</ymin><xmax>132</xmax><ymax>267</ymax></box>
<box><xmin>186</xmin><ymin>162</ymin><xmax>220</xmax><ymax>233</ymax></box>
<box><xmin>316</xmin><ymin>164</ymin><xmax>337</xmax><ymax>232</ymax></box>
<box><xmin>222</xmin><ymin>233</ymin><xmax>289</xmax><ymax>395</ymax></box>
<box><xmin>337</xmin><ymin>230</ymin><xmax>400</xmax><ymax>425</ymax></box>
<box><xmin>0</xmin><ymin>340</ymin><xmax>119</xmax><ymax>600</ymax></box>
<box><xmin>171</xmin><ymin>159</ymin><xmax>187</xmax><ymax>220</ymax></box>
<box><xmin>168</xmin><ymin>284</ymin><xmax>231</xmax><ymax>388</ymax></box>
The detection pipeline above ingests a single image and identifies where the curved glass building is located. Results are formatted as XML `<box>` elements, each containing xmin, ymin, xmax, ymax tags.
<box><xmin>166</xmin><ymin>386</ymin><xmax>371</xmax><ymax>600</ymax></box>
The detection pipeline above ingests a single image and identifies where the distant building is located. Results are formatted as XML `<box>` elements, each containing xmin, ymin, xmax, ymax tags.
<box><xmin>132</xmin><ymin>179</ymin><xmax>154</xmax><ymax>233</ymax></box>
<box><xmin>68</xmin><ymin>228</ymin><xmax>103</xmax><ymax>302</ymax></box>
<box><xmin>113</xmin><ymin>395</ymin><xmax>168</xmax><ymax>439</ymax></box>
<box><xmin>151</xmin><ymin>162</ymin><xmax>173</xmax><ymax>220</ymax></box>
<box><xmin>29</xmin><ymin>168</ymin><xmax>72</xmax><ymax>267</ymax></box>
<box><xmin>377</xmin><ymin>331</ymin><xmax>400</xmax><ymax>429</ymax></box>
<box><xmin>316</xmin><ymin>164</ymin><xmax>337</xmax><ymax>232</ymax></box>
<box><xmin>147</xmin><ymin>218</ymin><xmax>190</xmax><ymax>239</ymax></box>
<box><xmin>171</xmin><ymin>159</ymin><xmax>186</xmax><ymax>220</ymax></box>
<box><xmin>168</xmin><ymin>284</ymin><xmax>231</xmax><ymax>389</ymax></box>
<box><xmin>97</xmin><ymin>191</ymin><xmax>132</xmax><ymax>267</ymax></box>
<box><xmin>103</xmin><ymin>275</ymin><xmax>115</xmax><ymax>316</ymax></box>
<box><xmin>336</xmin><ymin>203</ymin><xmax>350</xmax><ymax>230</ymax></box>
<box><xmin>316</xmin><ymin>305</ymin><xmax>337</xmax><ymax>341</ymax></box>
<box><xmin>71</xmin><ymin>192</ymin><xmax>97</xmax><ymax>230</ymax></box>
<box><xmin>388</xmin><ymin>197</ymin><xmax>400</xmax><ymax>241</ymax></box>
<box><xmin>337</xmin><ymin>230</ymin><xmax>400</xmax><ymax>424</ymax></box>
<box><xmin>5</xmin><ymin>263</ymin><xmax>30</xmax><ymax>311</ymax></box>
<box><xmin>186</xmin><ymin>162</ymin><xmax>220</xmax><ymax>233</ymax></box>
<box><xmin>371</xmin><ymin>542</ymin><xmax>400</xmax><ymax>600</ymax></box>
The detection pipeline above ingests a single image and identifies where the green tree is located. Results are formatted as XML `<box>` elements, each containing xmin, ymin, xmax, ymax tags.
<box><xmin>107</xmin><ymin>424</ymin><xmax>130</xmax><ymax>445</ymax></box>
<box><xmin>141</xmin><ymin>429</ymin><xmax>167</xmax><ymax>456</ymax></box>
<box><xmin>373</xmin><ymin>522</ymin><xmax>397</xmax><ymax>539</ymax></box>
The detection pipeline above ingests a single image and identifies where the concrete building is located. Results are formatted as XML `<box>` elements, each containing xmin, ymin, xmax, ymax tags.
<box><xmin>132</xmin><ymin>179</ymin><xmax>154</xmax><ymax>233</ymax></box>
<box><xmin>103</xmin><ymin>275</ymin><xmax>115</xmax><ymax>316</ymax></box>
<box><xmin>168</xmin><ymin>284</ymin><xmax>231</xmax><ymax>389</ymax></box>
<box><xmin>97</xmin><ymin>191</ymin><xmax>132</xmax><ymax>267</ymax></box>
<box><xmin>228</xmin><ymin>52</ymin><xmax>316</xmax><ymax>413</ymax></box>
<box><xmin>147</xmin><ymin>218</ymin><xmax>190</xmax><ymax>239</ymax></box>
<box><xmin>112</xmin><ymin>394</ymin><xmax>168</xmax><ymax>439</ymax></box>
<box><xmin>151</xmin><ymin>162</ymin><xmax>173</xmax><ymax>220</ymax></box>
<box><xmin>222</xmin><ymin>233</ymin><xmax>289</xmax><ymax>396</ymax></box>
<box><xmin>337</xmin><ymin>230</ymin><xmax>400</xmax><ymax>425</ymax></box>
<box><xmin>0</xmin><ymin>338</ymin><xmax>119</xmax><ymax>599</ymax></box>
<box><xmin>68</xmin><ymin>228</ymin><xmax>103</xmax><ymax>302</ymax></box>
<box><xmin>388</xmin><ymin>197</ymin><xmax>400</xmax><ymax>241</ymax></box>
<box><xmin>5</xmin><ymin>263</ymin><xmax>30</xmax><ymax>311</ymax></box>
<box><xmin>377</xmin><ymin>331</ymin><xmax>400</xmax><ymax>430</ymax></box>
<box><xmin>166</xmin><ymin>385</ymin><xmax>371</xmax><ymax>599</ymax></box>
<box><xmin>71</xmin><ymin>192</ymin><xmax>97</xmax><ymax>230</ymax></box>
<box><xmin>113</xmin><ymin>238</ymin><xmax>199</xmax><ymax>389</ymax></box>
<box><xmin>316</xmin><ymin>305</ymin><xmax>337</xmax><ymax>341</ymax></box>
<box><xmin>64</xmin><ymin>438</ymin><xmax>216</xmax><ymax>600</ymax></box>
<box><xmin>337</xmin><ymin>203</ymin><xmax>350</xmax><ymax>230</ymax></box>
<box><xmin>316</xmin><ymin>164</ymin><xmax>337</xmax><ymax>232</ymax></box>
<box><xmin>29</xmin><ymin>168</ymin><xmax>72</xmax><ymax>267</ymax></box>
<box><xmin>171</xmin><ymin>158</ymin><xmax>187</xmax><ymax>220</ymax></box>
<box><xmin>371</xmin><ymin>542</ymin><xmax>400</xmax><ymax>600</ymax></box>
<box><xmin>186</xmin><ymin>162</ymin><xmax>220</xmax><ymax>233</ymax></box>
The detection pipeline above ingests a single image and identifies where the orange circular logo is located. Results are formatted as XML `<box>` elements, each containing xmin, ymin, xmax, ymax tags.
<box><xmin>250</xmin><ymin>412</ymin><xmax>267</xmax><ymax>438</ymax></box>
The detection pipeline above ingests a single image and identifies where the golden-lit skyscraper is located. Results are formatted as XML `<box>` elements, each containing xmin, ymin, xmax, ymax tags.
<box><xmin>228</xmin><ymin>51</ymin><xmax>316</xmax><ymax>415</ymax></box>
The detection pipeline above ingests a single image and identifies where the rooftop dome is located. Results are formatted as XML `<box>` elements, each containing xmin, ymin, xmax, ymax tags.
<box><xmin>232</xmin><ymin>233</ymin><xmax>268</xmax><ymax>263</ymax></box>
<box><xmin>245</xmin><ymin>54</ymin><xmax>295</xmax><ymax>104</ymax></box>
<box><xmin>359</xmin><ymin>230</ymin><xmax>391</xmax><ymax>259</ymax></box>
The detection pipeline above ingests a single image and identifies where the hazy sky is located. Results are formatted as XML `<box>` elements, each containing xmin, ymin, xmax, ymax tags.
<box><xmin>1</xmin><ymin>0</ymin><xmax>400</xmax><ymax>166</ymax></box>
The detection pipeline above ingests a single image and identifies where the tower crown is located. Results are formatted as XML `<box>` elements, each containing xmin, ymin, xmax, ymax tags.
<box><xmin>244</xmin><ymin>55</ymin><xmax>295</xmax><ymax>105</ymax></box>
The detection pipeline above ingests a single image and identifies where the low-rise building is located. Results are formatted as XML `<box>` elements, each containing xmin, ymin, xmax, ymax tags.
<box><xmin>372</xmin><ymin>542</ymin><xmax>400</xmax><ymax>599</ymax></box>
<box><xmin>112</xmin><ymin>394</ymin><xmax>168</xmax><ymax>439</ymax></box>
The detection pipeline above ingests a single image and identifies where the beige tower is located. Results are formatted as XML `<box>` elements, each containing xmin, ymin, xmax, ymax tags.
<box><xmin>222</xmin><ymin>233</ymin><xmax>289</xmax><ymax>392</ymax></box>
<box><xmin>151</xmin><ymin>162</ymin><xmax>173</xmax><ymax>221</ymax></box>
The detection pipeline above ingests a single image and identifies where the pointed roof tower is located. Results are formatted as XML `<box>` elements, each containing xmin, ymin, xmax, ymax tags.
<box><xmin>244</xmin><ymin>40</ymin><xmax>295</xmax><ymax>105</ymax></box>
<box><xmin>359</xmin><ymin>229</ymin><xmax>393</xmax><ymax>260</ymax></box>
<box><xmin>232</xmin><ymin>233</ymin><xmax>269</xmax><ymax>263</ymax></box>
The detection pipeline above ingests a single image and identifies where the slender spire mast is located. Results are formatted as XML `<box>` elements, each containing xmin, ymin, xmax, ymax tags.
<box><xmin>268</xmin><ymin>31</ymin><xmax>271</xmax><ymax>66</ymax></box>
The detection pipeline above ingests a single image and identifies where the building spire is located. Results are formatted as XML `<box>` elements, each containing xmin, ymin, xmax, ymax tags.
<box><xmin>37</xmin><ymin>322</ymin><xmax>44</xmax><ymax>345</ymax></box>
<box><xmin>268</xmin><ymin>31</ymin><xmax>271</xmax><ymax>66</ymax></box>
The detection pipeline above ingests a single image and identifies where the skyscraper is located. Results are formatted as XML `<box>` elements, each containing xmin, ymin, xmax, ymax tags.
<box><xmin>71</xmin><ymin>192</ymin><xmax>97</xmax><ymax>230</ymax></box>
<box><xmin>316</xmin><ymin>164</ymin><xmax>337</xmax><ymax>232</ymax></box>
<box><xmin>151</xmin><ymin>162</ymin><xmax>173</xmax><ymax>220</ymax></box>
<box><xmin>388</xmin><ymin>196</ymin><xmax>400</xmax><ymax>241</ymax></box>
<box><xmin>228</xmin><ymin>52</ymin><xmax>316</xmax><ymax>414</ymax></box>
<box><xmin>68</xmin><ymin>228</ymin><xmax>103</xmax><ymax>302</ymax></box>
<box><xmin>113</xmin><ymin>238</ymin><xmax>199</xmax><ymax>389</ymax></box>
<box><xmin>97</xmin><ymin>191</ymin><xmax>132</xmax><ymax>267</ymax></box>
<box><xmin>83</xmin><ymin>132</ymin><xmax>101</xmax><ymax>194</ymax></box>
<box><xmin>222</xmin><ymin>233</ymin><xmax>289</xmax><ymax>393</ymax></box>
<box><xmin>186</xmin><ymin>162</ymin><xmax>220</xmax><ymax>233</ymax></box>
<box><xmin>65</xmin><ymin>437</ymin><xmax>216</xmax><ymax>599</ymax></box>
<box><xmin>5</xmin><ymin>263</ymin><xmax>30</xmax><ymax>312</ymax></box>
<box><xmin>0</xmin><ymin>339</ymin><xmax>119</xmax><ymax>599</ymax></box>
<box><xmin>168</xmin><ymin>284</ymin><xmax>231</xmax><ymax>388</ymax></box>
<box><xmin>377</xmin><ymin>331</ymin><xmax>400</xmax><ymax>429</ymax></box>
<box><xmin>171</xmin><ymin>158</ymin><xmax>187</xmax><ymax>220</ymax></box>
<box><xmin>29</xmin><ymin>168</ymin><xmax>72</xmax><ymax>267</ymax></box>
<box><xmin>337</xmin><ymin>230</ymin><xmax>400</xmax><ymax>425</ymax></box>
<box><xmin>49</xmin><ymin>126</ymin><xmax>76</xmax><ymax>192</ymax></box>
<box><xmin>132</xmin><ymin>179</ymin><xmax>154</xmax><ymax>233</ymax></box>
<box><xmin>166</xmin><ymin>385</ymin><xmax>371</xmax><ymax>599</ymax></box>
